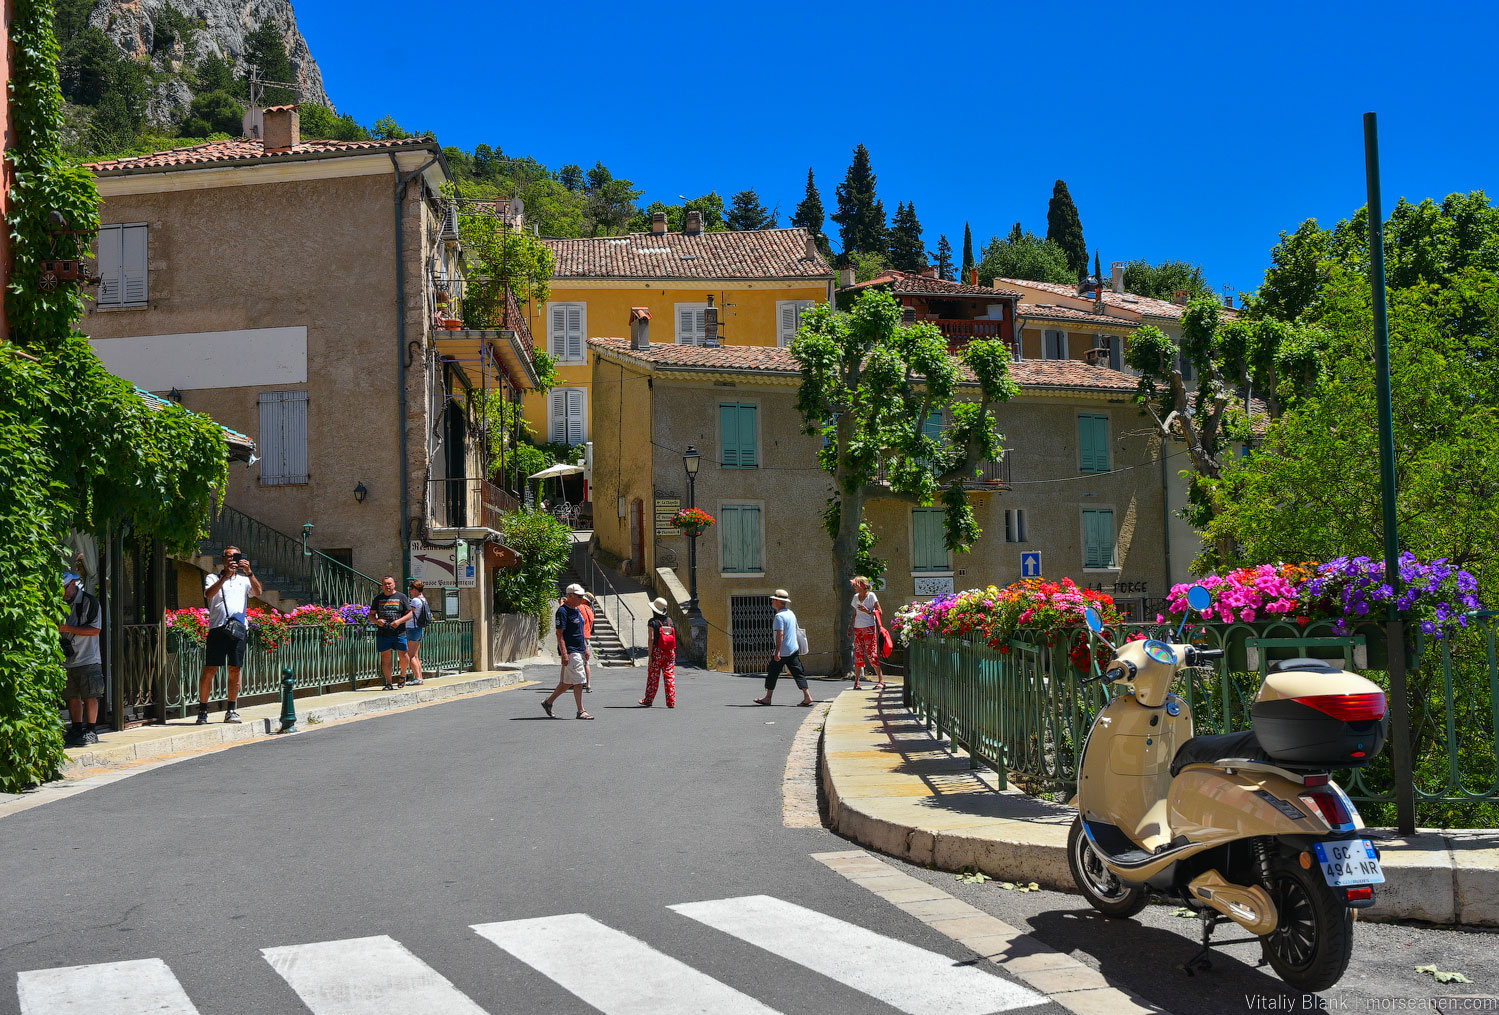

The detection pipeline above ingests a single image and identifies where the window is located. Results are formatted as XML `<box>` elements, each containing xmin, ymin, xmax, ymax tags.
<box><xmin>1043</xmin><ymin>329</ymin><xmax>1068</xmax><ymax>360</ymax></box>
<box><xmin>96</xmin><ymin>223</ymin><xmax>148</xmax><ymax>308</ymax></box>
<box><xmin>720</xmin><ymin>503</ymin><xmax>763</xmax><ymax>574</ymax></box>
<box><xmin>547</xmin><ymin>303</ymin><xmax>585</xmax><ymax>363</ymax></box>
<box><xmin>719</xmin><ymin>402</ymin><xmax>758</xmax><ymax>468</ymax></box>
<box><xmin>1095</xmin><ymin>334</ymin><xmax>1122</xmax><ymax>370</ymax></box>
<box><xmin>912</xmin><ymin>507</ymin><xmax>950</xmax><ymax>573</ymax></box>
<box><xmin>1178</xmin><ymin>343</ymin><xmax>1195</xmax><ymax>382</ymax></box>
<box><xmin>258</xmin><ymin>390</ymin><xmax>308</xmax><ymax>485</ymax></box>
<box><xmin>1005</xmin><ymin>508</ymin><xmax>1028</xmax><ymax>543</ymax></box>
<box><xmin>548</xmin><ymin>387</ymin><xmax>586</xmax><ymax>445</ymax></box>
<box><xmin>1083</xmin><ymin>509</ymin><xmax>1117</xmax><ymax>568</ymax></box>
<box><xmin>676</xmin><ymin>303</ymin><xmax>708</xmax><ymax>345</ymax></box>
<box><xmin>919</xmin><ymin>410</ymin><xmax>945</xmax><ymax>469</ymax></box>
<box><xmin>777</xmin><ymin>300</ymin><xmax>816</xmax><ymax>347</ymax></box>
<box><xmin>1078</xmin><ymin>413</ymin><xmax>1110</xmax><ymax>473</ymax></box>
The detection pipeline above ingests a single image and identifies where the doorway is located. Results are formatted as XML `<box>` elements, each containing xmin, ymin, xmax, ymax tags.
<box><xmin>629</xmin><ymin>499</ymin><xmax>644</xmax><ymax>574</ymax></box>
<box><xmin>730</xmin><ymin>594</ymin><xmax>775</xmax><ymax>674</ymax></box>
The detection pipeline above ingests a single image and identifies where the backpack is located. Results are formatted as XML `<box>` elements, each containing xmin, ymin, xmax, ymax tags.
<box><xmin>416</xmin><ymin>597</ymin><xmax>431</xmax><ymax>628</ymax></box>
<box><xmin>655</xmin><ymin>622</ymin><xmax>677</xmax><ymax>655</ymax></box>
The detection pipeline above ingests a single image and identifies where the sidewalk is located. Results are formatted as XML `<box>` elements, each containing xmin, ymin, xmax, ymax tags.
<box><xmin>820</xmin><ymin>683</ymin><xmax>1499</xmax><ymax>927</ymax></box>
<box><xmin>59</xmin><ymin>664</ymin><xmax>536</xmax><ymax>777</ymax></box>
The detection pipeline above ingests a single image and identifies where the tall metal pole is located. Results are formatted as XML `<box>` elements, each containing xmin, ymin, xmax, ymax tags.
<box><xmin>1364</xmin><ymin>112</ymin><xmax>1416</xmax><ymax>834</ymax></box>
<box><xmin>686</xmin><ymin>472</ymin><xmax>700</xmax><ymax>611</ymax></box>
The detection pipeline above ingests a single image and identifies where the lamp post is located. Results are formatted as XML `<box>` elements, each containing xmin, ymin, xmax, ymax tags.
<box><xmin>682</xmin><ymin>445</ymin><xmax>701</xmax><ymax>614</ymax></box>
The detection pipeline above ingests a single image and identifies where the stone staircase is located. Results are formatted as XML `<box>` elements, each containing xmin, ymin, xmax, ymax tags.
<box><xmin>560</xmin><ymin>568</ymin><xmax>634</xmax><ymax>667</ymax></box>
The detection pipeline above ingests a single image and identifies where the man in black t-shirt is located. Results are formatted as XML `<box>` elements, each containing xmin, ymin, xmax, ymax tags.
<box><xmin>369</xmin><ymin>575</ymin><xmax>413</xmax><ymax>690</ymax></box>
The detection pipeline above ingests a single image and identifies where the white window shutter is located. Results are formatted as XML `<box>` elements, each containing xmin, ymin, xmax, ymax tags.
<box><xmin>677</xmin><ymin>305</ymin><xmax>706</xmax><ymax>345</ymax></box>
<box><xmin>258</xmin><ymin>394</ymin><xmax>284</xmax><ymax>482</ymax></box>
<box><xmin>778</xmin><ymin>302</ymin><xmax>797</xmax><ymax>347</ymax></box>
<box><xmin>566</xmin><ymin>389</ymin><xmax>585</xmax><ymax>445</ymax></box>
<box><xmin>258</xmin><ymin>391</ymin><xmax>308</xmax><ymax>485</ymax></box>
<box><xmin>549</xmin><ymin>390</ymin><xmax>566</xmax><ymax>443</ymax></box>
<box><xmin>566</xmin><ymin>305</ymin><xmax>583</xmax><ymax>361</ymax></box>
<box><xmin>96</xmin><ymin>226</ymin><xmax>123</xmax><ymax>306</ymax></box>
<box><xmin>549</xmin><ymin>305</ymin><xmax>567</xmax><ymax>359</ymax></box>
<box><xmin>121</xmin><ymin>224</ymin><xmax>148</xmax><ymax>305</ymax></box>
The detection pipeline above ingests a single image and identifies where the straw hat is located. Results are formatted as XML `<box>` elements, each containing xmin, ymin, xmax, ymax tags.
<box><xmin>565</xmin><ymin>583</ymin><xmax>585</xmax><ymax>597</ymax></box>
<box><xmin>650</xmin><ymin>597</ymin><xmax>669</xmax><ymax>616</ymax></box>
<box><xmin>770</xmin><ymin>588</ymin><xmax>791</xmax><ymax>603</ymax></box>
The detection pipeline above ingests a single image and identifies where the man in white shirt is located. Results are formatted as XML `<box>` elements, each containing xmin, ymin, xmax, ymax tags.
<box><xmin>198</xmin><ymin>545</ymin><xmax>262</xmax><ymax>724</ymax></box>
<box><xmin>754</xmin><ymin>589</ymin><xmax>813</xmax><ymax>707</ymax></box>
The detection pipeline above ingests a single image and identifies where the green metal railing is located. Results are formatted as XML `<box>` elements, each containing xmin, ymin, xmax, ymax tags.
<box><xmin>160</xmin><ymin>620</ymin><xmax>474</xmax><ymax>715</ymax></box>
<box><xmin>906</xmin><ymin>614</ymin><xmax>1499</xmax><ymax>820</ymax></box>
<box><xmin>204</xmin><ymin>506</ymin><xmax>381</xmax><ymax>607</ymax></box>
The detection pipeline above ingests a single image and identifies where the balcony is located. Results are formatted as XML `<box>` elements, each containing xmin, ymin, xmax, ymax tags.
<box><xmin>934</xmin><ymin>318</ymin><xmax>1002</xmax><ymax>342</ymax></box>
<box><xmin>428</xmin><ymin>477</ymin><xmax>520</xmax><ymax>532</ymax></box>
<box><xmin>875</xmin><ymin>453</ymin><xmax>1010</xmax><ymax>490</ymax></box>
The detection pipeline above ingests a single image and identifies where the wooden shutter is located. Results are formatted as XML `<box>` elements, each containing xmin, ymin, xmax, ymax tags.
<box><xmin>720</xmin><ymin>403</ymin><xmax>740</xmax><ymax>467</ymax></box>
<box><xmin>548</xmin><ymin>389</ymin><xmax>566</xmax><ymax>443</ymax></box>
<box><xmin>677</xmin><ymin>305</ymin><xmax>705</xmax><ymax>345</ymax></box>
<box><xmin>121</xmin><ymin>224</ymin><xmax>148</xmax><ymax>305</ymax></box>
<box><xmin>566</xmin><ymin>388</ymin><xmax>585</xmax><ymax>444</ymax></box>
<box><xmin>778</xmin><ymin>302</ymin><xmax>799</xmax><ymax>347</ymax></box>
<box><xmin>1078</xmin><ymin>415</ymin><xmax>1109</xmax><ymax>473</ymax></box>
<box><xmin>551</xmin><ymin>388</ymin><xmax>584</xmax><ymax>445</ymax></box>
<box><xmin>913</xmin><ymin>508</ymin><xmax>946</xmax><ymax>572</ymax></box>
<box><xmin>736</xmin><ymin>404</ymin><xmax>757</xmax><ymax>467</ymax></box>
<box><xmin>1085</xmin><ymin>510</ymin><xmax>1114</xmax><ymax>568</ymax></box>
<box><xmin>721</xmin><ymin>506</ymin><xmax>741</xmax><ymax>572</ymax></box>
<box><xmin>96</xmin><ymin>225</ymin><xmax>123</xmax><ymax>306</ymax></box>
<box><xmin>258</xmin><ymin>391</ymin><xmax>308</xmax><ymax>485</ymax></box>
<box><xmin>565</xmin><ymin>305</ymin><xmax>584</xmax><ymax>361</ymax></box>
<box><xmin>741</xmin><ymin>505</ymin><xmax>762</xmax><ymax>571</ymax></box>
<box><xmin>549</xmin><ymin>305</ymin><xmax>584</xmax><ymax>361</ymax></box>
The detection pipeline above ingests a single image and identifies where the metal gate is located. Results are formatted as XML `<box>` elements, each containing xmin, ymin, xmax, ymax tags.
<box><xmin>730</xmin><ymin>594</ymin><xmax>775</xmax><ymax>674</ymax></box>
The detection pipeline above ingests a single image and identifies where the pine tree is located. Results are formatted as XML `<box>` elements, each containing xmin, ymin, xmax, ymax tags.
<box><xmin>931</xmin><ymin>234</ymin><xmax>955</xmax><ymax>281</ymax></box>
<box><xmin>1046</xmin><ymin>180</ymin><xmax>1088</xmax><ymax>279</ymax></box>
<box><xmin>244</xmin><ymin>20</ymin><xmax>295</xmax><ymax>104</ymax></box>
<box><xmin>726</xmin><ymin>189</ymin><xmax>776</xmax><ymax>230</ymax></box>
<box><xmin>792</xmin><ymin>168</ymin><xmax>829</xmax><ymax>255</ymax></box>
<box><xmin>960</xmin><ymin>222</ymin><xmax>975</xmax><ymax>282</ymax></box>
<box><xmin>831</xmin><ymin>144</ymin><xmax>887</xmax><ymax>259</ymax></box>
<box><xmin>887</xmin><ymin>201</ymin><xmax>925</xmax><ymax>271</ymax></box>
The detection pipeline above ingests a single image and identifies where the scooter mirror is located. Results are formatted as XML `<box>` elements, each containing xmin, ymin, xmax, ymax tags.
<box><xmin>1186</xmin><ymin>585</ymin><xmax>1212</xmax><ymax>612</ymax></box>
<box><xmin>1083</xmin><ymin>607</ymin><xmax>1103</xmax><ymax>634</ymax></box>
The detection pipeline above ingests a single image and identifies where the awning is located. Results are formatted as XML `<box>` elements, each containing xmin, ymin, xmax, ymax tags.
<box><xmin>133</xmin><ymin>386</ymin><xmax>256</xmax><ymax>462</ymax></box>
<box><xmin>528</xmin><ymin>463</ymin><xmax>585</xmax><ymax>480</ymax></box>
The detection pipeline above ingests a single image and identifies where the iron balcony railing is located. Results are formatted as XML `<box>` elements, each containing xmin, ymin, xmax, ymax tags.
<box><xmin>428</xmin><ymin>477</ymin><xmax>519</xmax><ymax>532</ymax></box>
<box><xmin>204</xmin><ymin>506</ymin><xmax>381</xmax><ymax>608</ymax></box>
<box><xmin>904</xmin><ymin>613</ymin><xmax>1499</xmax><ymax>825</ymax></box>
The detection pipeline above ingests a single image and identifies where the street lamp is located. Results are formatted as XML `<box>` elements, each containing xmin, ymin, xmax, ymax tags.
<box><xmin>682</xmin><ymin>445</ymin><xmax>701</xmax><ymax>614</ymax></box>
<box><xmin>301</xmin><ymin>522</ymin><xmax>314</xmax><ymax>557</ymax></box>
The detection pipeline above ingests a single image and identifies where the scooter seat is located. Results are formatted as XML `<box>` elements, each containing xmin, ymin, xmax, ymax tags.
<box><xmin>1170</xmin><ymin>730</ymin><xmax>1269</xmax><ymax>777</ymax></box>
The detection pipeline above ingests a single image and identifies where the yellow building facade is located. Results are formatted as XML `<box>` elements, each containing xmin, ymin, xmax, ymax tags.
<box><xmin>523</xmin><ymin>222</ymin><xmax>833</xmax><ymax>455</ymax></box>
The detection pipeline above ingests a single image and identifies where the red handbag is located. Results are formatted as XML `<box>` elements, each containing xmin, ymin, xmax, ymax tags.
<box><xmin>875</xmin><ymin>605</ymin><xmax>894</xmax><ymax>659</ymax></box>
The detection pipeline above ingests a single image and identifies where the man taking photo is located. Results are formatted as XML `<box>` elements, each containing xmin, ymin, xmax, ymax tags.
<box><xmin>198</xmin><ymin>546</ymin><xmax>262</xmax><ymax>724</ymax></box>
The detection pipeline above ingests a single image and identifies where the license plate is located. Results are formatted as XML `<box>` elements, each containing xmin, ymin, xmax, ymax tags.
<box><xmin>1313</xmin><ymin>838</ymin><xmax>1385</xmax><ymax>887</ymax></box>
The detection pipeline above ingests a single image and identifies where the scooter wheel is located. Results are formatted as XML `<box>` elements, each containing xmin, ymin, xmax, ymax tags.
<box><xmin>1067</xmin><ymin>815</ymin><xmax>1148</xmax><ymax>918</ymax></box>
<box><xmin>1258</xmin><ymin>857</ymin><xmax>1353</xmax><ymax>992</ymax></box>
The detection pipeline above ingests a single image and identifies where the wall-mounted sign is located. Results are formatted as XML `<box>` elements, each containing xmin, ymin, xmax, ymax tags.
<box><xmin>913</xmin><ymin>575</ymin><xmax>954</xmax><ymax>597</ymax></box>
<box><xmin>409</xmin><ymin>540</ymin><xmax>476</xmax><ymax>588</ymax></box>
<box><xmin>654</xmin><ymin>497</ymin><xmax>681</xmax><ymax>536</ymax></box>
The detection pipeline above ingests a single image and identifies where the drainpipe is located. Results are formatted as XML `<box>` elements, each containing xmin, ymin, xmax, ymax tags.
<box><xmin>1160</xmin><ymin>435</ymin><xmax>1175</xmax><ymax>588</ymax></box>
<box><xmin>392</xmin><ymin>152</ymin><xmax>439</xmax><ymax>563</ymax></box>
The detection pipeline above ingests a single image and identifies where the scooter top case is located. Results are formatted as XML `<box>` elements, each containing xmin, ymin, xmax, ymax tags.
<box><xmin>1251</xmin><ymin>658</ymin><xmax>1388</xmax><ymax>768</ymax></box>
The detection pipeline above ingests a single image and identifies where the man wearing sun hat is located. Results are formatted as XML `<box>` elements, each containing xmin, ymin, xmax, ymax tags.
<box><xmin>542</xmin><ymin>584</ymin><xmax>594</xmax><ymax>719</ymax></box>
<box><xmin>754</xmin><ymin>589</ymin><xmax>813</xmax><ymax>707</ymax></box>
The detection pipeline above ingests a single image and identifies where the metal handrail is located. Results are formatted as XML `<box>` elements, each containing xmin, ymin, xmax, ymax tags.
<box><xmin>570</xmin><ymin>538</ymin><xmax>642</xmax><ymax>660</ymax></box>
<box><xmin>205</xmin><ymin>506</ymin><xmax>380</xmax><ymax>607</ymax></box>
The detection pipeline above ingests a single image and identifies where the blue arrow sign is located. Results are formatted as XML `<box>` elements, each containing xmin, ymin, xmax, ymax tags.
<box><xmin>1020</xmin><ymin>552</ymin><xmax>1042</xmax><ymax>579</ymax></box>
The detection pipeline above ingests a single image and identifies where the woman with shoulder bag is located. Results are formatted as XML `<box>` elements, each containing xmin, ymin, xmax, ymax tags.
<box><xmin>403</xmin><ymin>580</ymin><xmax>430</xmax><ymax>685</ymax></box>
<box><xmin>847</xmin><ymin>575</ymin><xmax>885</xmax><ymax>691</ymax></box>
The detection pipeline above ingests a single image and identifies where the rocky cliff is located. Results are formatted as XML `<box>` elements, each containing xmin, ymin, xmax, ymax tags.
<box><xmin>91</xmin><ymin>0</ymin><xmax>331</xmax><ymax>111</ymax></box>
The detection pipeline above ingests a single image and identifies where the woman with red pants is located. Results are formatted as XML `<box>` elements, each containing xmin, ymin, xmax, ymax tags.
<box><xmin>640</xmin><ymin>597</ymin><xmax>677</xmax><ymax>708</ymax></box>
<box><xmin>848</xmin><ymin>575</ymin><xmax>885</xmax><ymax>691</ymax></box>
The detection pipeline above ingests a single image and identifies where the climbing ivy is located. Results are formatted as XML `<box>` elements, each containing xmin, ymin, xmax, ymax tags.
<box><xmin>1</xmin><ymin>0</ymin><xmax>230</xmax><ymax>790</ymax></box>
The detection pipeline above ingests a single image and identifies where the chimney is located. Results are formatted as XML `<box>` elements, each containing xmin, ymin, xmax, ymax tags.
<box><xmin>919</xmin><ymin>264</ymin><xmax>938</xmax><ymax>278</ymax></box>
<box><xmin>1223</xmin><ymin>293</ymin><xmax>1235</xmax><ymax>309</ymax></box>
<box><xmin>1111</xmin><ymin>260</ymin><xmax>1124</xmax><ymax>294</ymax></box>
<box><xmin>804</xmin><ymin>235</ymin><xmax>817</xmax><ymax>260</ymax></box>
<box><xmin>685</xmin><ymin>210</ymin><xmax>703</xmax><ymax>236</ymax></box>
<box><xmin>629</xmin><ymin>307</ymin><xmax>651</xmax><ymax>350</ymax></box>
<box><xmin>262</xmin><ymin>105</ymin><xmax>300</xmax><ymax>152</ymax></box>
<box><xmin>969</xmin><ymin>269</ymin><xmax>979</xmax><ymax>286</ymax></box>
<box><xmin>838</xmin><ymin>266</ymin><xmax>855</xmax><ymax>288</ymax></box>
<box><xmin>1172</xmin><ymin>288</ymin><xmax>1190</xmax><ymax>306</ymax></box>
<box><xmin>703</xmin><ymin>295</ymin><xmax>720</xmax><ymax>346</ymax></box>
<box><xmin>651</xmin><ymin>212</ymin><xmax>668</xmax><ymax>235</ymax></box>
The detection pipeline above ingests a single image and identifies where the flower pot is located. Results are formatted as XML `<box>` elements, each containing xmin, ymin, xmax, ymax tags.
<box><xmin>442</xmin><ymin>318</ymin><xmax>464</xmax><ymax>331</ymax></box>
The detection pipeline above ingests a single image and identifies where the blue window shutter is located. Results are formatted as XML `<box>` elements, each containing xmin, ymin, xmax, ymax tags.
<box><xmin>738</xmin><ymin>405</ymin><xmax>758</xmax><ymax>468</ymax></box>
<box><xmin>742</xmin><ymin>505</ymin><xmax>762</xmax><ymax>571</ymax></box>
<box><xmin>1079</xmin><ymin>415</ymin><xmax>1109</xmax><ymax>473</ymax></box>
<box><xmin>720</xmin><ymin>506</ymin><xmax>738</xmax><ymax>572</ymax></box>
<box><xmin>1084</xmin><ymin>510</ymin><xmax>1114</xmax><ymax>567</ymax></box>
<box><xmin>721</xmin><ymin>404</ymin><xmax>739</xmax><ymax>468</ymax></box>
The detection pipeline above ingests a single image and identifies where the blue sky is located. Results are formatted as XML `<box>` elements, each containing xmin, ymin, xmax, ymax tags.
<box><xmin>296</xmin><ymin>0</ymin><xmax>1497</xmax><ymax>298</ymax></box>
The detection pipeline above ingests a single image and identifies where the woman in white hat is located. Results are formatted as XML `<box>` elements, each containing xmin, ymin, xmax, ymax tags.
<box><xmin>848</xmin><ymin>575</ymin><xmax>885</xmax><ymax>691</ymax></box>
<box><xmin>640</xmin><ymin>597</ymin><xmax>678</xmax><ymax>707</ymax></box>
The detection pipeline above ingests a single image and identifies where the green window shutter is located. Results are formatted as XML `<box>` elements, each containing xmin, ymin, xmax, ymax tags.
<box><xmin>1084</xmin><ymin>509</ymin><xmax>1114</xmax><ymax>568</ymax></box>
<box><xmin>738</xmin><ymin>405</ymin><xmax>758</xmax><ymax>468</ymax></box>
<box><xmin>721</xmin><ymin>404</ymin><xmax>739</xmax><ymax>468</ymax></box>
<box><xmin>741</xmin><ymin>505</ymin><xmax>762</xmax><ymax>571</ymax></box>
<box><xmin>720</xmin><ymin>505</ymin><xmax>741</xmax><ymax>572</ymax></box>
<box><xmin>1079</xmin><ymin>414</ymin><xmax>1109</xmax><ymax>473</ymax></box>
<box><xmin>913</xmin><ymin>508</ymin><xmax>947</xmax><ymax>572</ymax></box>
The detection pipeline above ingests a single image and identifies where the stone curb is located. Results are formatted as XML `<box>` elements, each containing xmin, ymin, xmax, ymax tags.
<box><xmin>819</xmin><ymin>688</ymin><xmax>1499</xmax><ymax>927</ymax></box>
<box><xmin>62</xmin><ymin>670</ymin><xmax>529</xmax><ymax>775</ymax></box>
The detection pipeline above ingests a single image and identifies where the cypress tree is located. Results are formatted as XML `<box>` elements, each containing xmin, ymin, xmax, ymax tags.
<box><xmin>1093</xmin><ymin>250</ymin><xmax>1103</xmax><ymax>290</ymax></box>
<box><xmin>887</xmin><ymin>201</ymin><xmax>925</xmax><ymax>271</ymax></box>
<box><xmin>831</xmin><ymin>144</ymin><xmax>887</xmax><ymax>259</ymax></box>
<box><xmin>792</xmin><ymin>168</ymin><xmax>830</xmax><ymax>256</ymax></box>
<box><xmin>931</xmin><ymin>234</ymin><xmax>955</xmax><ymax>281</ymax></box>
<box><xmin>960</xmin><ymin>222</ymin><xmax>974</xmax><ymax>282</ymax></box>
<box><xmin>1046</xmin><ymin>180</ymin><xmax>1088</xmax><ymax>279</ymax></box>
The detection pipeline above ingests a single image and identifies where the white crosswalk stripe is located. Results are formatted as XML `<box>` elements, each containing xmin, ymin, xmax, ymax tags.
<box><xmin>261</xmin><ymin>934</ymin><xmax>489</xmax><ymax>1015</ymax></box>
<box><xmin>670</xmin><ymin>895</ymin><xmax>1047</xmax><ymax>1015</ymax></box>
<box><xmin>473</xmin><ymin>912</ymin><xmax>783</xmax><ymax>1015</ymax></box>
<box><xmin>17</xmin><ymin>957</ymin><xmax>200</xmax><ymax>1015</ymax></box>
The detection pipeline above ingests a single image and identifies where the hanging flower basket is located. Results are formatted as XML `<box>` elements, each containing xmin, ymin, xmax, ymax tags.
<box><xmin>672</xmin><ymin>508</ymin><xmax>716</xmax><ymax>538</ymax></box>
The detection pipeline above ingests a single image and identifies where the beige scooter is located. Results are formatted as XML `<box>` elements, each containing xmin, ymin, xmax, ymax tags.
<box><xmin>1069</xmin><ymin>589</ymin><xmax>1388</xmax><ymax>992</ymax></box>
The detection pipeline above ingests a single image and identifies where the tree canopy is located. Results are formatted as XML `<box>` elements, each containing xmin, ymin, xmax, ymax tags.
<box><xmin>976</xmin><ymin>228</ymin><xmax>1074</xmax><ymax>286</ymax></box>
<box><xmin>1121</xmin><ymin>259</ymin><xmax>1216</xmax><ymax>302</ymax></box>
<box><xmin>931</xmin><ymin>234</ymin><xmax>955</xmax><ymax>281</ymax></box>
<box><xmin>726</xmin><ymin>189</ymin><xmax>777</xmax><ymax>230</ymax></box>
<box><xmin>832</xmin><ymin>144</ymin><xmax>887</xmax><ymax>260</ymax></box>
<box><xmin>887</xmin><ymin>201</ymin><xmax>925</xmax><ymax>271</ymax></box>
<box><xmin>1045</xmin><ymin>180</ymin><xmax>1088</xmax><ymax>280</ymax></box>
<box><xmin>791</xmin><ymin>168</ymin><xmax>826</xmax><ymax>253</ymax></box>
<box><xmin>960</xmin><ymin>222</ymin><xmax>974</xmax><ymax>282</ymax></box>
<box><xmin>790</xmin><ymin>290</ymin><xmax>1017</xmax><ymax>671</ymax></box>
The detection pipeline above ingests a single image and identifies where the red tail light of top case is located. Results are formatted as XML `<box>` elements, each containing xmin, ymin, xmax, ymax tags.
<box><xmin>1293</xmin><ymin>692</ymin><xmax>1387</xmax><ymax>722</ymax></box>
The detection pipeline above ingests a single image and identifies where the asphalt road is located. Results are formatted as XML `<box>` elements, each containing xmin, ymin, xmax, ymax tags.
<box><xmin>3</xmin><ymin>665</ymin><xmax>1492</xmax><ymax>1014</ymax></box>
<box><xmin>0</xmin><ymin>666</ymin><xmax>1064</xmax><ymax>1015</ymax></box>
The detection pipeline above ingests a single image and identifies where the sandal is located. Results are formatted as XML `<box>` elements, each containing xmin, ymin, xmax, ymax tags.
<box><xmin>753</xmin><ymin>697</ymin><xmax>772</xmax><ymax>706</ymax></box>
<box><xmin>382</xmin><ymin>683</ymin><xmax>394</xmax><ymax>691</ymax></box>
<box><xmin>638</xmin><ymin>699</ymin><xmax>651</xmax><ymax>706</ymax></box>
<box><xmin>542</xmin><ymin>701</ymin><xmax>554</xmax><ymax>717</ymax></box>
<box><xmin>798</xmin><ymin>699</ymin><xmax>815</xmax><ymax>707</ymax></box>
<box><xmin>576</xmin><ymin>711</ymin><xmax>595</xmax><ymax>720</ymax></box>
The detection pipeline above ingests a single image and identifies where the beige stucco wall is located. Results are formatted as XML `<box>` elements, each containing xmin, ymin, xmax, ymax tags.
<box><xmin>84</xmin><ymin>162</ymin><xmax>472</xmax><ymax>591</ymax></box>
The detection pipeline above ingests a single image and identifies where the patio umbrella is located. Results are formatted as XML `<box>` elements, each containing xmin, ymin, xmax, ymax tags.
<box><xmin>527</xmin><ymin>462</ymin><xmax>585</xmax><ymax>480</ymax></box>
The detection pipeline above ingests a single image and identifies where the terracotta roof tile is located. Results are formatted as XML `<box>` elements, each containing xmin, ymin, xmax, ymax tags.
<box><xmin>543</xmin><ymin>228</ymin><xmax>832</xmax><ymax>281</ymax></box>
<box><xmin>133</xmin><ymin>386</ymin><xmax>256</xmax><ymax>457</ymax></box>
<box><xmin>844</xmin><ymin>269</ymin><xmax>1024</xmax><ymax>299</ymax></box>
<box><xmin>85</xmin><ymin>136</ymin><xmax>439</xmax><ymax>173</ymax></box>
<box><xmin>588</xmin><ymin>338</ymin><xmax>1138</xmax><ymax>393</ymax></box>
<box><xmin>1016</xmin><ymin>302</ymin><xmax>1141</xmax><ymax>327</ymax></box>
<box><xmin>1002</xmin><ymin>278</ymin><xmax>1240</xmax><ymax>321</ymax></box>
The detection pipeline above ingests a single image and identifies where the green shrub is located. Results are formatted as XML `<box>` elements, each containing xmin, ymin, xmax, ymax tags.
<box><xmin>493</xmin><ymin>510</ymin><xmax>571</xmax><ymax>635</ymax></box>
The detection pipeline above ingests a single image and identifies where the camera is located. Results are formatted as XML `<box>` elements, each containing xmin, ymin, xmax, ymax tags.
<box><xmin>227</xmin><ymin>551</ymin><xmax>243</xmax><ymax>563</ymax></box>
